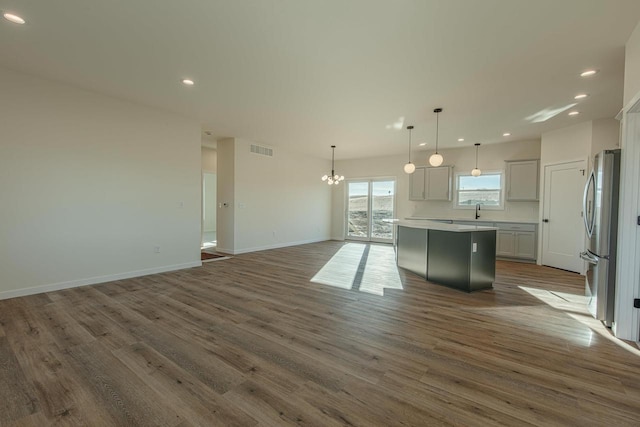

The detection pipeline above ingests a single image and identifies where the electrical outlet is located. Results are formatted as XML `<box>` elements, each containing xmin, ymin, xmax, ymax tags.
<box><xmin>154</xmin><ymin>246</ymin><xmax>160</xmax><ymax>253</ymax></box>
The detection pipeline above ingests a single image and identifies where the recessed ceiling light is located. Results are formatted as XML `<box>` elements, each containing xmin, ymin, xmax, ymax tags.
<box><xmin>457</xmin><ymin>138</ymin><xmax>464</xmax><ymax>142</ymax></box>
<box><xmin>580</xmin><ymin>70</ymin><xmax>598</xmax><ymax>77</ymax></box>
<box><xmin>503</xmin><ymin>133</ymin><xmax>511</xmax><ymax>137</ymax></box>
<box><xmin>574</xmin><ymin>94</ymin><xmax>589</xmax><ymax>100</ymax></box>
<box><xmin>3</xmin><ymin>12</ymin><xmax>26</xmax><ymax>24</ymax></box>
<box><xmin>181</xmin><ymin>79</ymin><xmax>195</xmax><ymax>86</ymax></box>
<box><xmin>568</xmin><ymin>111</ymin><xmax>580</xmax><ymax>116</ymax></box>
<box><xmin>419</xmin><ymin>143</ymin><xmax>427</xmax><ymax>146</ymax></box>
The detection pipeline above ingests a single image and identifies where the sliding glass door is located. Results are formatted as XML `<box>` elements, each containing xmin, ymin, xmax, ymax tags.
<box><xmin>346</xmin><ymin>179</ymin><xmax>395</xmax><ymax>243</ymax></box>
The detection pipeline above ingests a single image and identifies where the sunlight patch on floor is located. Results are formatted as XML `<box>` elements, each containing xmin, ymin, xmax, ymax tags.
<box><xmin>518</xmin><ymin>285</ymin><xmax>640</xmax><ymax>354</ymax></box>
<box><xmin>311</xmin><ymin>243</ymin><xmax>403</xmax><ymax>296</ymax></box>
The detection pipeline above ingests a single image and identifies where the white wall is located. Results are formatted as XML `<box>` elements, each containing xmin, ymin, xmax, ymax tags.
<box><xmin>202</xmin><ymin>146</ymin><xmax>217</xmax><ymax>173</ymax></box>
<box><xmin>540</xmin><ymin>121</ymin><xmax>592</xmax><ymax>168</ymax></box>
<box><xmin>0</xmin><ymin>67</ymin><xmax>202</xmax><ymax>299</ymax></box>
<box><xmin>217</xmin><ymin>138</ymin><xmax>332</xmax><ymax>254</ymax></box>
<box><xmin>624</xmin><ymin>21</ymin><xmax>640</xmax><ymax>107</ymax></box>
<box><xmin>591</xmin><ymin>118</ymin><xmax>621</xmax><ymax>158</ymax></box>
<box><xmin>331</xmin><ymin>139</ymin><xmax>541</xmax><ymax>239</ymax></box>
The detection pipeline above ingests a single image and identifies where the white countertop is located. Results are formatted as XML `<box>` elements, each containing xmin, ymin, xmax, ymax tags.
<box><xmin>393</xmin><ymin>219</ymin><xmax>498</xmax><ymax>232</ymax></box>
<box><xmin>406</xmin><ymin>216</ymin><xmax>538</xmax><ymax>225</ymax></box>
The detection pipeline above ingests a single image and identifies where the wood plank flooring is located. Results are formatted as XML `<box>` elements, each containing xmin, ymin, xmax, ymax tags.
<box><xmin>1</xmin><ymin>240</ymin><xmax>640</xmax><ymax>426</ymax></box>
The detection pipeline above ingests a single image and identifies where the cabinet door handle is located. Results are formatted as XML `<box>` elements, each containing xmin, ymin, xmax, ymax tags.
<box><xmin>543</xmin><ymin>219</ymin><xmax>549</xmax><ymax>223</ymax></box>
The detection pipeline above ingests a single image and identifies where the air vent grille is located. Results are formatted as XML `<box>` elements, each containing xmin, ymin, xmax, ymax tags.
<box><xmin>250</xmin><ymin>144</ymin><xmax>273</xmax><ymax>157</ymax></box>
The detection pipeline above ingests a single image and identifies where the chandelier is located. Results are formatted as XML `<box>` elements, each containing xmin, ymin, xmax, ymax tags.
<box><xmin>321</xmin><ymin>145</ymin><xmax>344</xmax><ymax>185</ymax></box>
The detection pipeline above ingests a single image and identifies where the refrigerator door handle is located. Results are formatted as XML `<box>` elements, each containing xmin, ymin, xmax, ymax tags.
<box><xmin>580</xmin><ymin>251</ymin><xmax>598</xmax><ymax>265</ymax></box>
<box><xmin>583</xmin><ymin>170</ymin><xmax>596</xmax><ymax>237</ymax></box>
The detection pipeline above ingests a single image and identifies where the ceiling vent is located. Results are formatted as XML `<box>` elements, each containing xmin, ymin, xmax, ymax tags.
<box><xmin>250</xmin><ymin>144</ymin><xmax>274</xmax><ymax>157</ymax></box>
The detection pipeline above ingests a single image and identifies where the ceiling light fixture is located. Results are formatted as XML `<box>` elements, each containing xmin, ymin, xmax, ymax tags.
<box><xmin>503</xmin><ymin>132</ymin><xmax>511</xmax><ymax>137</ymax></box>
<box><xmin>419</xmin><ymin>142</ymin><xmax>427</xmax><ymax>146</ymax></box>
<box><xmin>458</xmin><ymin>138</ymin><xmax>465</xmax><ymax>142</ymax></box>
<box><xmin>574</xmin><ymin>94</ymin><xmax>589</xmax><ymax>100</ymax></box>
<box><xmin>404</xmin><ymin>126</ymin><xmax>416</xmax><ymax>174</ymax></box>
<box><xmin>429</xmin><ymin>108</ymin><xmax>444</xmax><ymax>167</ymax></box>
<box><xmin>3</xmin><ymin>12</ymin><xmax>25</xmax><ymax>24</ymax></box>
<box><xmin>181</xmin><ymin>78</ymin><xmax>195</xmax><ymax>86</ymax></box>
<box><xmin>568</xmin><ymin>111</ymin><xmax>580</xmax><ymax>116</ymax></box>
<box><xmin>471</xmin><ymin>143</ymin><xmax>482</xmax><ymax>177</ymax></box>
<box><xmin>321</xmin><ymin>145</ymin><xmax>344</xmax><ymax>185</ymax></box>
<box><xmin>580</xmin><ymin>70</ymin><xmax>598</xmax><ymax>77</ymax></box>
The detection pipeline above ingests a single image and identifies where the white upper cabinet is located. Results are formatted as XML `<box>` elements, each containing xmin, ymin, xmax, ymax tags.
<box><xmin>409</xmin><ymin>166</ymin><xmax>452</xmax><ymax>201</ymax></box>
<box><xmin>425</xmin><ymin>166</ymin><xmax>452</xmax><ymax>200</ymax></box>
<box><xmin>409</xmin><ymin>167</ymin><xmax>426</xmax><ymax>200</ymax></box>
<box><xmin>505</xmin><ymin>160</ymin><xmax>539</xmax><ymax>201</ymax></box>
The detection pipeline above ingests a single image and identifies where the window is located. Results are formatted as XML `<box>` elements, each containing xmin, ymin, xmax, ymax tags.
<box><xmin>455</xmin><ymin>172</ymin><xmax>504</xmax><ymax>209</ymax></box>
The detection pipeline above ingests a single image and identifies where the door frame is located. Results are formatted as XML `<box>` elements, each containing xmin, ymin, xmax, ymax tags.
<box><xmin>344</xmin><ymin>176</ymin><xmax>397</xmax><ymax>243</ymax></box>
<box><xmin>614</xmin><ymin>95</ymin><xmax>640</xmax><ymax>341</ymax></box>
<box><xmin>539</xmin><ymin>158</ymin><xmax>588</xmax><ymax>272</ymax></box>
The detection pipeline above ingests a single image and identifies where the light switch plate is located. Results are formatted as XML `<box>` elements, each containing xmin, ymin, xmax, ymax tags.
<box><xmin>472</xmin><ymin>242</ymin><xmax>477</xmax><ymax>252</ymax></box>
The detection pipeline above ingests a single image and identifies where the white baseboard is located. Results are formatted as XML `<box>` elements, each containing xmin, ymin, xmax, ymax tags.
<box><xmin>0</xmin><ymin>261</ymin><xmax>202</xmax><ymax>301</ymax></box>
<box><xmin>231</xmin><ymin>238</ymin><xmax>330</xmax><ymax>255</ymax></box>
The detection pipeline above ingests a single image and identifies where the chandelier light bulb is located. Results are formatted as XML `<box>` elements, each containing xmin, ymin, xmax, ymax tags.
<box><xmin>404</xmin><ymin>162</ymin><xmax>416</xmax><ymax>174</ymax></box>
<box><xmin>429</xmin><ymin>153</ymin><xmax>444</xmax><ymax>167</ymax></box>
<box><xmin>322</xmin><ymin>175</ymin><xmax>328</xmax><ymax>181</ymax></box>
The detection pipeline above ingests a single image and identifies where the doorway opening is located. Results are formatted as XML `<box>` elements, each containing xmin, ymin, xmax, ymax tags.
<box><xmin>346</xmin><ymin>179</ymin><xmax>396</xmax><ymax>243</ymax></box>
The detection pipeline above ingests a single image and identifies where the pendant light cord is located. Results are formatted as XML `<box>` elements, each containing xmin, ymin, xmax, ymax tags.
<box><xmin>475</xmin><ymin>144</ymin><xmax>479</xmax><ymax>168</ymax></box>
<box><xmin>331</xmin><ymin>145</ymin><xmax>335</xmax><ymax>177</ymax></box>
<box><xmin>407</xmin><ymin>126</ymin><xmax>413</xmax><ymax>162</ymax></box>
<box><xmin>435</xmin><ymin>112</ymin><xmax>439</xmax><ymax>154</ymax></box>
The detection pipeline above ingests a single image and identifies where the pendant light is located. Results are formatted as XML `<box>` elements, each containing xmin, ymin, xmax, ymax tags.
<box><xmin>403</xmin><ymin>125</ymin><xmax>416</xmax><ymax>174</ymax></box>
<box><xmin>471</xmin><ymin>143</ymin><xmax>482</xmax><ymax>177</ymax></box>
<box><xmin>429</xmin><ymin>108</ymin><xmax>444</xmax><ymax>167</ymax></box>
<box><xmin>321</xmin><ymin>145</ymin><xmax>344</xmax><ymax>185</ymax></box>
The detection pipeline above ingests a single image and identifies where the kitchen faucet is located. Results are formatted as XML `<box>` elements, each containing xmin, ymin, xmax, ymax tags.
<box><xmin>475</xmin><ymin>203</ymin><xmax>481</xmax><ymax>219</ymax></box>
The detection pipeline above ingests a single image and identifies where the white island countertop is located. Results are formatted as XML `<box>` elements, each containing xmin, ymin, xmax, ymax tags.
<box><xmin>406</xmin><ymin>216</ymin><xmax>538</xmax><ymax>225</ymax></box>
<box><xmin>391</xmin><ymin>219</ymin><xmax>498</xmax><ymax>232</ymax></box>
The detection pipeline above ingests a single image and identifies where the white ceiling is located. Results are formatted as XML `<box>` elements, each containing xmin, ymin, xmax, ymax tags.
<box><xmin>2</xmin><ymin>0</ymin><xmax>640</xmax><ymax>160</ymax></box>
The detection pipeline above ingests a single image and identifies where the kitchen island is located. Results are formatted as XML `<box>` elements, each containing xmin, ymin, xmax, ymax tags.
<box><xmin>395</xmin><ymin>220</ymin><xmax>497</xmax><ymax>292</ymax></box>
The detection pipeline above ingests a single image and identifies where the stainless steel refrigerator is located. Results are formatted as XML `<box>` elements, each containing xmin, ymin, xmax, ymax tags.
<box><xmin>580</xmin><ymin>149</ymin><xmax>621</xmax><ymax>327</ymax></box>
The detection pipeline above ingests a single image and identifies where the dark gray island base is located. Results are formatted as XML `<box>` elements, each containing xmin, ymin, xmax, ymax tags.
<box><xmin>396</xmin><ymin>222</ymin><xmax>497</xmax><ymax>292</ymax></box>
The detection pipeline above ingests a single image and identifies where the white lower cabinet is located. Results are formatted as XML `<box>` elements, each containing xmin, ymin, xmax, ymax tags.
<box><xmin>494</xmin><ymin>223</ymin><xmax>537</xmax><ymax>261</ymax></box>
<box><xmin>448</xmin><ymin>220</ymin><xmax>537</xmax><ymax>262</ymax></box>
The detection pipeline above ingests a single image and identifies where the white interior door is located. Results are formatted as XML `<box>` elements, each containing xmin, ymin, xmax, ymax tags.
<box><xmin>541</xmin><ymin>160</ymin><xmax>587</xmax><ymax>273</ymax></box>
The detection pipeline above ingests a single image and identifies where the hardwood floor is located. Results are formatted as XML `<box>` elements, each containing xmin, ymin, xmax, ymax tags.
<box><xmin>1</xmin><ymin>240</ymin><xmax>640</xmax><ymax>426</ymax></box>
